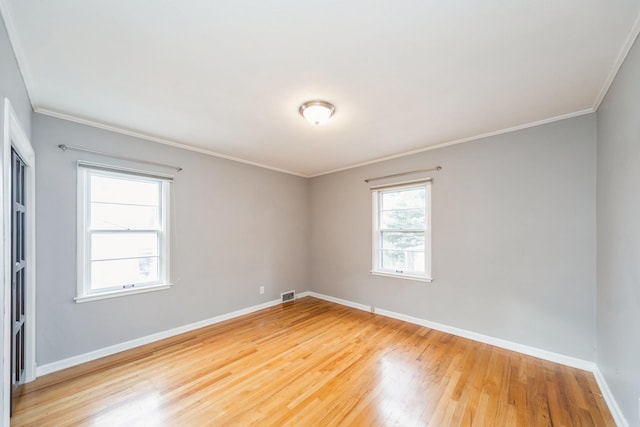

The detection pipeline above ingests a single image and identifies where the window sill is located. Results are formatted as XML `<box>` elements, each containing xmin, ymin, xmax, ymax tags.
<box><xmin>370</xmin><ymin>271</ymin><xmax>432</xmax><ymax>283</ymax></box>
<box><xmin>74</xmin><ymin>283</ymin><xmax>172</xmax><ymax>303</ymax></box>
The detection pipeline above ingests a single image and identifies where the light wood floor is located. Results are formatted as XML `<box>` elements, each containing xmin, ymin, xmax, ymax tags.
<box><xmin>12</xmin><ymin>297</ymin><xmax>613</xmax><ymax>426</ymax></box>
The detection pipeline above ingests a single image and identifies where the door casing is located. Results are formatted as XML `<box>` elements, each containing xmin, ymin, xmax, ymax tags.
<box><xmin>2</xmin><ymin>99</ymin><xmax>36</xmax><ymax>425</ymax></box>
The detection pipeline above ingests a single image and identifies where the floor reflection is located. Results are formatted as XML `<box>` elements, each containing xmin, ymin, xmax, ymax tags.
<box><xmin>89</xmin><ymin>391</ymin><xmax>165</xmax><ymax>427</ymax></box>
<box><xmin>376</xmin><ymin>352</ymin><xmax>427</xmax><ymax>426</ymax></box>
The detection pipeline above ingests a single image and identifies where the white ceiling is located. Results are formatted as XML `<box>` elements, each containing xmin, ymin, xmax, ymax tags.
<box><xmin>3</xmin><ymin>1</ymin><xmax>640</xmax><ymax>177</ymax></box>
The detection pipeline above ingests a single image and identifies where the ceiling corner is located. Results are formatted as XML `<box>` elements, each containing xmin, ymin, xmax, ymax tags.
<box><xmin>34</xmin><ymin>107</ymin><xmax>309</xmax><ymax>179</ymax></box>
<box><xmin>591</xmin><ymin>10</ymin><xmax>640</xmax><ymax>111</ymax></box>
<box><xmin>0</xmin><ymin>0</ymin><xmax>38</xmax><ymax>109</ymax></box>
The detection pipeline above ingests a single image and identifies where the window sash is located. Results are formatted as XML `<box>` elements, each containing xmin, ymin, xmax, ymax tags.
<box><xmin>77</xmin><ymin>166</ymin><xmax>170</xmax><ymax>301</ymax></box>
<box><xmin>372</xmin><ymin>182</ymin><xmax>431</xmax><ymax>281</ymax></box>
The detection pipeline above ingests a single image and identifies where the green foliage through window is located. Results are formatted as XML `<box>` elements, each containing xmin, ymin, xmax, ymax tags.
<box><xmin>373</xmin><ymin>183</ymin><xmax>430</xmax><ymax>278</ymax></box>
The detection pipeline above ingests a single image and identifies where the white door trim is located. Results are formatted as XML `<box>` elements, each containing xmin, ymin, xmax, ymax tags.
<box><xmin>2</xmin><ymin>98</ymin><xmax>36</xmax><ymax>425</ymax></box>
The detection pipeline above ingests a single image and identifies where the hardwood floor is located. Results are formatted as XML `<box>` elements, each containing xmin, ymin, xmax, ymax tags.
<box><xmin>12</xmin><ymin>297</ymin><xmax>614</xmax><ymax>426</ymax></box>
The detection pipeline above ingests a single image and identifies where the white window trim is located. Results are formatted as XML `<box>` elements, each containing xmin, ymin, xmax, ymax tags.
<box><xmin>76</xmin><ymin>164</ymin><xmax>172</xmax><ymax>303</ymax></box>
<box><xmin>371</xmin><ymin>181</ymin><xmax>432</xmax><ymax>282</ymax></box>
<box><xmin>370</xmin><ymin>271</ymin><xmax>432</xmax><ymax>282</ymax></box>
<box><xmin>74</xmin><ymin>283</ymin><xmax>172</xmax><ymax>304</ymax></box>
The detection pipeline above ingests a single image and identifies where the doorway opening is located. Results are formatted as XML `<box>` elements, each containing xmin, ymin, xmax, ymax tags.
<box><xmin>3</xmin><ymin>98</ymin><xmax>36</xmax><ymax>422</ymax></box>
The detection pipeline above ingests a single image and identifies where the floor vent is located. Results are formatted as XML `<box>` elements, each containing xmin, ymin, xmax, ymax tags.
<box><xmin>281</xmin><ymin>290</ymin><xmax>295</xmax><ymax>303</ymax></box>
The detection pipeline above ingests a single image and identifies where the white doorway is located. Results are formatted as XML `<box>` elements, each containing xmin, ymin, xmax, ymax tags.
<box><xmin>2</xmin><ymin>99</ymin><xmax>36</xmax><ymax>424</ymax></box>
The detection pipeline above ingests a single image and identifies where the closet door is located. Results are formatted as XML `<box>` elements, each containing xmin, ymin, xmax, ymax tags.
<box><xmin>11</xmin><ymin>148</ymin><xmax>26</xmax><ymax>414</ymax></box>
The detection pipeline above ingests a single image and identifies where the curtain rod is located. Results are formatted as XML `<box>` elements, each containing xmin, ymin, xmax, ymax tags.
<box><xmin>58</xmin><ymin>144</ymin><xmax>182</xmax><ymax>172</ymax></box>
<box><xmin>364</xmin><ymin>166</ymin><xmax>441</xmax><ymax>183</ymax></box>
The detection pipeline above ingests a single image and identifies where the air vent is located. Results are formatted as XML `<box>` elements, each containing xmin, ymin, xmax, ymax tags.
<box><xmin>281</xmin><ymin>290</ymin><xmax>295</xmax><ymax>303</ymax></box>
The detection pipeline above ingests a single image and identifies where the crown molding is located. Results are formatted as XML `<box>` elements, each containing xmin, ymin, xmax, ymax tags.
<box><xmin>35</xmin><ymin>107</ymin><xmax>307</xmax><ymax>178</ymax></box>
<box><xmin>592</xmin><ymin>10</ymin><xmax>640</xmax><ymax>110</ymax></box>
<box><xmin>0</xmin><ymin>0</ymin><xmax>38</xmax><ymax>107</ymax></box>
<box><xmin>41</xmin><ymin>106</ymin><xmax>595</xmax><ymax>180</ymax></box>
<box><xmin>4</xmin><ymin>0</ymin><xmax>633</xmax><ymax>178</ymax></box>
<box><xmin>308</xmin><ymin>108</ymin><xmax>595</xmax><ymax>178</ymax></box>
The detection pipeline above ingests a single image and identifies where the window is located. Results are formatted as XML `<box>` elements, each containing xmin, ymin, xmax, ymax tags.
<box><xmin>76</xmin><ymin>163</ymin><xmax>171</xmax><ymax>302</ymax></box>
<box><xmin>371</xmin><ymin>181</ymin><xmax>431</xmax><ymax>281</ymax></box>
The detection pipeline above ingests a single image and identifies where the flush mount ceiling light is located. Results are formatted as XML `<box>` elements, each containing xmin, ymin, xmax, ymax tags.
<box><xmin>299</xmin><ymin>100</ymin><xmax>335</xmax><ymax>125</ymax></box>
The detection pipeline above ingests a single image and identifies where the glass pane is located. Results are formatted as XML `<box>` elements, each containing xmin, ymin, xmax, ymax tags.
<box><xmin>90</xmin><ymin>174</ymin><xmax>159</xmax><ymax>206</ymax></box>
<box><xmin>380</xmin><ymin>208</ymin><xmax>425</xmax><ymax>229</ymax></box>
<box><xmin>381</xmin><ymin>187</ymin><xmax>425</xmax><ymax>211</ymax></box>
<box><xmin>381</xmin><ymin>250</ymin><xmax>425</xmax><ymax>273</ymax></box>
<box><xmin>381</xmin><ymin>231</ymin><xmax>424</xmax><ymax>251</ymax></box>
<box><xmin>91</xmin><ymin>203</ymin><xmax>159</xmax><ymax>230</ymax></box>
<box><xmin>91</xmin><ymin>233</ymin><xmax>158</xmax><ymax>261</ymax></box>
<box><xmin>91</xmin><ymin>257</ymin><xmax>159</xmax><ymax>289</ymax></box>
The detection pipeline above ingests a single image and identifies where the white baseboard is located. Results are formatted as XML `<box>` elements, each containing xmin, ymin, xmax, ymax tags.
<box><xmin>36</xmin><ymin>297</ymin><xmax>287</xmax><ymax>377</ymax></box>
<box><xmin>306</xmin><ymin>292</ymin><xmax>595</xmax><ymax>371</ymax></box>
<box><xmin>307</xmin><ymin>292</ymin><xmax>638</xmax><ymax>424</ymax></box>
<box><xmin>304</xmin><ymin>292</ymin><xmax>370</xmax><ymax>312</ymax></box>
<box><xmin>36</xmin><ymin>290</ymin><xmax>627</xmax><ymax>427</ymax></box>
<box><xmin>593</xmin><ymin>367</ymin><xmax>630</xmax><ymax>427</ymax></box>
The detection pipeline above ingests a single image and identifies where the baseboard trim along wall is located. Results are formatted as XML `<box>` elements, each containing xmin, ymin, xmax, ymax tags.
<box><xmin>36</xmin><ymin>291</ymin><xmax>626</xmax><ymax>425</ymax></box>
<box><xmin>593</xmin><ymin>367</ymin><xmax>630</xmax><ymax>427</ymax></box>
<box><xmin>36</xmin><ymin>292</ymin><xmax>309</xmax><ymax>377</ymax></box>
<box><xmin>307</xmin><ymin>292</ymin><xmax>594</xmax><ymax>369</ymax></box>
<box><xmin>307</xmin><ymin>291</ymin><xmax>630</xmax><ymax>426</ymax></box>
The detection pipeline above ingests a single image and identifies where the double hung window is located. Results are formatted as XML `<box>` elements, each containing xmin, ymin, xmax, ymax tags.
<box><xmin>371</xmin><ymin>181</ymin><xmax>431</xmax><ymax>281</ymax></box>
<box><xmin>76</xmin><ymin>163</ymin><xmax>171</xmax><ymax>302</ymax></box>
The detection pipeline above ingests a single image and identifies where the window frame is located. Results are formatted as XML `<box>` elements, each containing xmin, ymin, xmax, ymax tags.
<box><xmin>371</xmin><ymin>180</ymin><xmax>432</xmax><ymax>282</ymax></box>
<box><xmin>75</xmin><ymin>163</ymin><xmax>172</xmax><ymax>303</ymax></box>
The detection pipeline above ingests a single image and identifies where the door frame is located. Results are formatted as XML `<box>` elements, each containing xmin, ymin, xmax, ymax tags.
<box><xmin>2</xmin><ymin>98</ymin><xmax>35</xmax><ymax>424</ymax></box>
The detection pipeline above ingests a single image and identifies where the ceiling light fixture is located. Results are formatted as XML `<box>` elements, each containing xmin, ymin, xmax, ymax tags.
<box><xmin>299</xmin><ymin>100</ymin><xmax>335</xmax><ymax>125</ymax></box>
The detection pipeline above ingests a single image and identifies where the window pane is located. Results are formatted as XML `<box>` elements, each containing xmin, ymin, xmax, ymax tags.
<box><xmin>380</xmin><ymin>208</ymin><xmax>425</xmax><ymax>229</ymax></box>
<box><xmin>381</xmin><ymin>250</ymin><xmax>425</xmax><ymax>273</ymax></box>
<box><xmin>373</xmin><ymin>183</ymin><xmax>429</xmax><ymax>278</ymax></box>
<box><xmin>381</xmin><ymin>187</ymin><xmax>425</xmax><ymax>211</ymax></box>
<box><xmin>91</xmin><ymin>203</ymin><xmax>159</xmax><ymax>230</ymax></box>
<box><xmin>91</xmin><ymin>257</ymin><xmax>159</xmax><ymax>289</ymax></box>
<box><xmin>91</xmin><ymin>174</ymin><xmax>159</xmax><ymax>206</ymax></box>
<box><xmin>91</xmin><ymin>233</ymin><xmax>158</xmax><ymax>261</ymax></box>
<box><xmin>381</xmin><ymin>231</ymin><xmax>424</xmax><ymax>251</ymax></box>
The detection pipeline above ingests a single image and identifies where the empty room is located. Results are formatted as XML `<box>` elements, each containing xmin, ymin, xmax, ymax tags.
<box><xmin>0</xmin><ymin>1</ymin><xmax>639</xmax><ymax>426</ymax></box>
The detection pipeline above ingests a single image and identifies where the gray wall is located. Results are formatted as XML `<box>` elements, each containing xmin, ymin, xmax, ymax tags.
<box><xmin>597</xmin><ymin>34</ymin><xmax>640</xmax><ymax>426</ymax></box>
<box><xmin>1</xmin><ymin>13</ymin><xmax>32</xmax><ymax>424</ymax></box>
<box><xmin>4</xmin><ymin>6</ymin><xmax>639</xmax><ymax>419</ymax></box>
<box><xmin>33</xmin><ymin>109</ymin><xmax>600</xmax><ymax>367</ymax></box>
<box><xmin>32</xmin><ymin>113</ymin><xmax>309</xmax><ymax>365</ymax></box>
<box><xmin>310</xmin><ymin>114</ymin><xmax>597</xmax><ymax>360</ymax></box>
<box><xmin>0</xmin><ymin>16</ymin><xmax>31</xmax><ymax>140</ymax></box>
